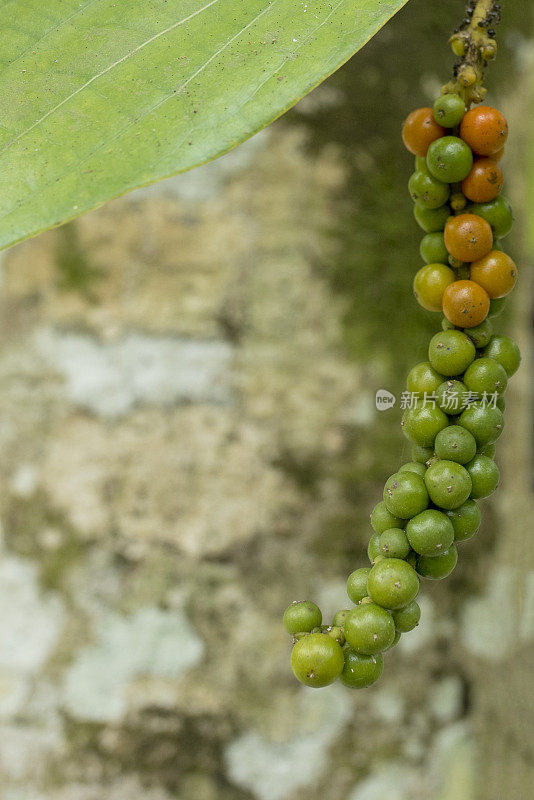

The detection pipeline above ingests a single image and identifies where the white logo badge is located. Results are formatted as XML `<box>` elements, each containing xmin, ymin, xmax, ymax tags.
<box><xmin>375</xmin><ymin>389</ymin><xmax>396</xmax><ymax>411</ymax></box>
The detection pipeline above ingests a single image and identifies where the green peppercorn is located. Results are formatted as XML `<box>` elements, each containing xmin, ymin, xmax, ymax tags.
<box><xmin>428</xmin><ymin>330</ymin><xmax>476</xmax><ymax>376</ymax></box>
<box><xmin>463</xmin><ymin>318</ymin><xmax>493</xmax><ymax>349</ymax></box>
<box><xmin>433</xmin><ymin>93</ymin><xmax>466</xmax><ymax>127</ymax></box>
<box><xmin>383</xmin><ymin>471</ymin><xmax>429</xmax><ymax>519</ymax></box>
<box><xmin>290</xmin><ymin>633</ymin><xmax>344</xmax><ymax>687</ymax></box>
<box><xmin>409</xmin><ymin>170</ymin><xmax>450</xmax><ymax>209</ymax></box>
<box><xmin>458</xmin><ymin>402</ymin><xmax>504</xmax><ymax>446</ymax></box>
<box><xmin>426</xmin><ymin>136</ymin><xmax>473</xmax><ymax>183</ymax></box>
<box><xmin>424</xmin><ymin>460</ymin><xmax>472</xmax><ymax>509</ymax></box>
<box><xmin>411</xmin><ymin>443</ymin><xmax>435</xmax><ymax>464</ymax></box>
<box><xmin>398</xmin><ymin>461</ymin><xmax>427</xmax><ymax>478</ymax></box>
<box><xmin>414</xmin><ymin>202</ymin><xmax>451</xmax><ymax>233</ymax></box>
<box><xmin>346</xmin><ymin>567</ymin><xmax>371</xmax><ymax>604</ymax></box>
<box><xmin>406</xmin><ymin>508</ymin><xmax>455</xmax><ymax>555</ymax></box>
<box><xmin>370</xmin><ymin>501</ymin><xmax>405</xmax><ymax>534</ymax></box>
<box><xmin>407</xmin><ymin>361</ymin><xmax>445</xmax><ymax>396</ymax></box>
<box><xmin>416</xmin><ymin>546</ymin><xmax>458</xmax><ymax>580</ymax></box>
<box><xmin>344</xmin><ymin>603</ymin><xmax>396</xmax><ymax>654</ymax></box>
<box><xmin>367</xmin><ymin>558</ymin><xmax>419</xmax><ymax>610</ymax></box>
<box><xmin>436</xmin><ymin>380</ymin><xmax>469</xmax><ymax>414</ymax></box>
<box><xmin>488</xmin><ymin>297</ymin><xmax>507</xmax><ymax>318</ymax></box>
<box><xmin>283</xmin><ymin>600</ymin><xmax>322</xmax><ymax>635</ymax></box>
<box><xmin>468</xmin><ymin>196</ymin><xmax>513</xmax><ymax>238</ymax></box>
<box><xmin>402</xmin><ymin>402</ymin><xmax>449</xmax><ymax>448</ymax></box>
<box><xmin>367</xmin><ymin>532</ymin><xmax>382</xmax><ymax>563</ymax></box>
<box><xmin>463</xmin><ymin>357</ymin><xmax>508</xmax><ymax>397</ymax></box>
<box><xmin>434</xmin><ymin>425</ymin><xmax>477</xmax><ymax>464</ymax></box>
<box><xmin>420</xmin><ymin>232</ymin><xmax>449</xmax><ymax>264</ymax></box>
<box><xmin>378</xmin><ymin>527</ymin><xmax>411</xmax><ymax>559</ymax></box>
<box><xmin>340</xmin><ymin>649</ymin><xmax>384</xmax><ymax>689</ymax></box>
<box><xmin>332</xmin><ymin>608</ymin><xmax>352</xmax><ymax>627</ymax></box>
<box><xmin>465</xmin><ymin>454</ymin><xmax>500</xmax><ymax>499</ymax></box>
<box><xmin>482</xmin><ymin>335</ymin><xmax>521</xmax><ymax>377</ymax></box>
<box><xmin>446</xmin><ymin>499</ymin><xmax>482</xmax><ymax>541</ymax></box>
<box><xmin>392</xmin><ymin>599</ymin><xmax>421</xmax><ymax>632</ymax></box>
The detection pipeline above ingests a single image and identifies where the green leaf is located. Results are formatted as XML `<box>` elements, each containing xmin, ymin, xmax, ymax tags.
<box><xmin>0</xmin><ymin>0</ymin><xmax>409</xmax><ymax>251</ymax></box>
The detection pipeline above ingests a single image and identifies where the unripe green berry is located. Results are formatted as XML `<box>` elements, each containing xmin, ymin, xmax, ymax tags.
<box><xmin>411</xmin><ymin>443</ymin><xmax>435</xmax><ymax>464</ymax></box>
<box><xmin>420</xmin><ymin>232</ymin><xmax>449</xmax><ymax>264</ymax></box>
<box><xmin>398</xmin><ymin>461</ymin><xmax>427</xmax><ymax>478</ymax></box>
<box><xmin>424</xmin><ymin>460</ymin><xmax>472</xmax><ymax>510</ymax></box>
<box><xmin>346</xmin><ymin>567</ymin><xmax>371</xmax><ymax>604</ymax></box>
<box><xmin>402</xmin><ymin>403</ymin><xmax>449</xmax><ymax>448</ymax></box>
<box><xmin>416</xmin><ymin>545</ymin><xmax>458</xmax><ymax>580</ymax></box>
<box><xmin>458</xmin><ymin>402</ymin><xmax>504</xmax><ymax>446</ymax></box>
<box><xmin>414</xmin><ymin>202</ymin><xmax>451</xmax><ymax>233</ymax></box>
<box><xmin>290</xmin><ymin>633</ymin><xmax>344</xmax><ymax>687</ymax></box>
<box><xmin>406</xmin><ymin>508</ymin><xmax>455</xmax><ymax>556</ymax></box>
<box><xmin>482</xmin><ymin>335</ymin><xmax>521</xmax><ymax>377</ymax></box>
<box><xmin>283</xmin><ymin>600</ymin><xmax>322</xmax><ymax>635</ymax></box>
<box><xmin>332</xmin><ymin>608</ymin><xmax>351</xmax><ymax>627</ymax></box>
<box><xmin>383</xmin><ymin>471</ymin><xmax>429</xmax><ymax>519</ymax></box>
<box><xmin>367</xmin><ymin>558</ymin><xmax>419</xmax><ymax>610</ymax></box>
<box><xmin>434</xmin><ymin>425</ymin><xmax>477</xmax><ymax>464</ymax></box>
<box><xmin>378</xmin><ymin>527</ymin><xmax>411</xmax><ymax>559</ymax></box>
<box><xmin>370</xmin><ymin>501</ymin><xmax>404</xmax><ymax>534</ymax></box>
<box><xmin>465</xmin><ymin>454</ymin><xmax>500</xmax><ymax>499</ymax></box>
<box><xmin>433</xmin><ymin>93</ymin><xmax>466</xmax><ymax>127</ymax></box>
<box><xmin>464</xmin><ymin>318</ymin><xmax>493</xmax><ymax>349</ymax></box>
<box><xmin>407</xmin><ymin>361</ymin><xmax>444</xmax><ymax>396</ymax></box>
<box><xmin>428</xmin><ymin>330</ymin><xmax>476</xmax><ymax>376</ymax></box>
<box><xmin>368</xmin><ymin>532</ymin><xmax>381</xmax><ymax>563</ymax></box>
<box><xmin>446</xmin><ymin>499</ymin><xmax>481</xmax><ymax>542</ymax></box>
<box><xmin>427</xmin><ymin>136</ymin><xmax>473</xmax><ymax>183</ymax></box>
<box><xmin>391</xmin><ymin>599</ymin><xmax>421</xmax><ymax>632</ymax></box>
<box><xmin>463</xmin><ymin>357</ymin><xmax>508</xmax><ymax>397</ymax></box>
<box><xmin>340</xmin><ymin>649</ymin><xmax>383</xmax><ymax>689</ymax></box>
<box><xmin>344</xmin><ymin>603</ymin><xmax>395</xmax><ymax>654</ymax></box>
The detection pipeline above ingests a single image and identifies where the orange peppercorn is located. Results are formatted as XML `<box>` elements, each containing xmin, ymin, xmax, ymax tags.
<box><xmin>444</xmin><ymin>213</ymin><xmax>493</xmax><ymax>262</ymax></box>
<box><xmin>442</xmin><ymin>280</ymin><xmax>490</xmax><ymax>327</ymax></box>
<box><xmin>461</xmin><ymin>158</ymin><xmax>503</xmax><ymax>203</ymax></box>
<box><xmin>402</xmin><ymin>108</ymin><xmax>446</xmax><ymax>157</ymax></box>
<box><xmin>470</xmin><ymin>250</ymin><xmax>518</xmax><ymax>298</ymax></box>
<box><xmin>460</xmin><ymin>106</ymin><xmax>508</xmax><ymax>156</ymax></box>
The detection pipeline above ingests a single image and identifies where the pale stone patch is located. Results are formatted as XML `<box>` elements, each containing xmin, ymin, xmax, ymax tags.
<box><xmin>3</xmin><ymin>776</ymin><xmax>176</xmax><ymax>800</ymax></box>
<box><xmin>0</xmin><ymin>557</ymin><xmax>64</xmax><ymax>717</ymax></box>
<box><xmin>348</xmin><ymin>763</ymin><xmax>422</xmax><ymax>800</ymax></box>
<box><xmin>397</xmin><ymin>595</ymin><xmax>438</xmax><ymax>654</ymax></box>
<box><xmin>35</xmin><ymin>329</ymin><xmax>234</xmax><ymax>417</ymax></box>
<box><xmin>460</xmin><ymin>566</ymin><xmax>517</xmax><ymax>660</ymax></box>
<box><xmin>519</xmin><ymin>569</ymin><xmax>534</xmax><ymax>641</ymax></box>
<box><xmin>224</xmin><ymin>686</ymin><xmax>351</xmax><ymax>800</ymax></box>
<box><xmin>62</xmin><ymin>607</ymin><xmax>204</xmax><ymax>723</ymax></box>
<box><xmin>427</xmin><ymin>676</ymin><xmax>464</xmax><ymax>724</ymax></box>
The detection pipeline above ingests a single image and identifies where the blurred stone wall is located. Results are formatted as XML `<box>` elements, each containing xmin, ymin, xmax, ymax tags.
<box><xmin>0</xmin><ymin>2</ymin><xmax>532</xmax><ymax>799</ymax></box>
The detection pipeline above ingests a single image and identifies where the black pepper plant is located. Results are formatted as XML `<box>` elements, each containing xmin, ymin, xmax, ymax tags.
<box><xmin>283</xmin><ymin>0</ymin><xmax>521</xmax><ymax>690</ymax></box>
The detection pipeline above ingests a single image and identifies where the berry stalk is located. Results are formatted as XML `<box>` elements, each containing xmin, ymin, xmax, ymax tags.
<box><xmin>283</xmin><ymin>2</ymin><xmax>519</xmax><ymax>691</ymax></box>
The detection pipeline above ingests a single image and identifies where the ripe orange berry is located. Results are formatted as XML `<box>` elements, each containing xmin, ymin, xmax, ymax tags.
<box><xmin>461</xmin><ymin>158</ymin><xmax>503</xmax><ymax>203</ymax></box>
<box><xmin>460</xmin><ymin>106</ymin><xmax>508</xmax><ymax>156</ymax></box>
<box><xmin>470</xmin><ymin>250</ymin><xmax>518</xmax><ymax>298</ymax></box>
<box><xmin>402</xmin><ymin>108</ymin><xmax>446</xmax><ymax>157</ymax></box>
<box><xmin>442</xmin><ymin>280</ymin><xmax>490</xmax><ymax>328</ymax></box>
<box><xmin>492</xmin><ymin>146</ymin><xmax>505</xmax><ymax>162</ymax></box>
<box><xmin>444</xmin><ymin>213</ymin><xmax>493</xmax><ymax>262</ymax></box>
<box><xmin>413</xmin><ymin>263</ymin><xmax>455</xmax><ymax>312</ymax></box>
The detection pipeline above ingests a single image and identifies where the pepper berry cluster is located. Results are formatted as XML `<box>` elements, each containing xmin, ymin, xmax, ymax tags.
<box><xmin>282</xmin><ymin>91</ymin><xmax>521</xmax><ymax>690</ymax></box>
